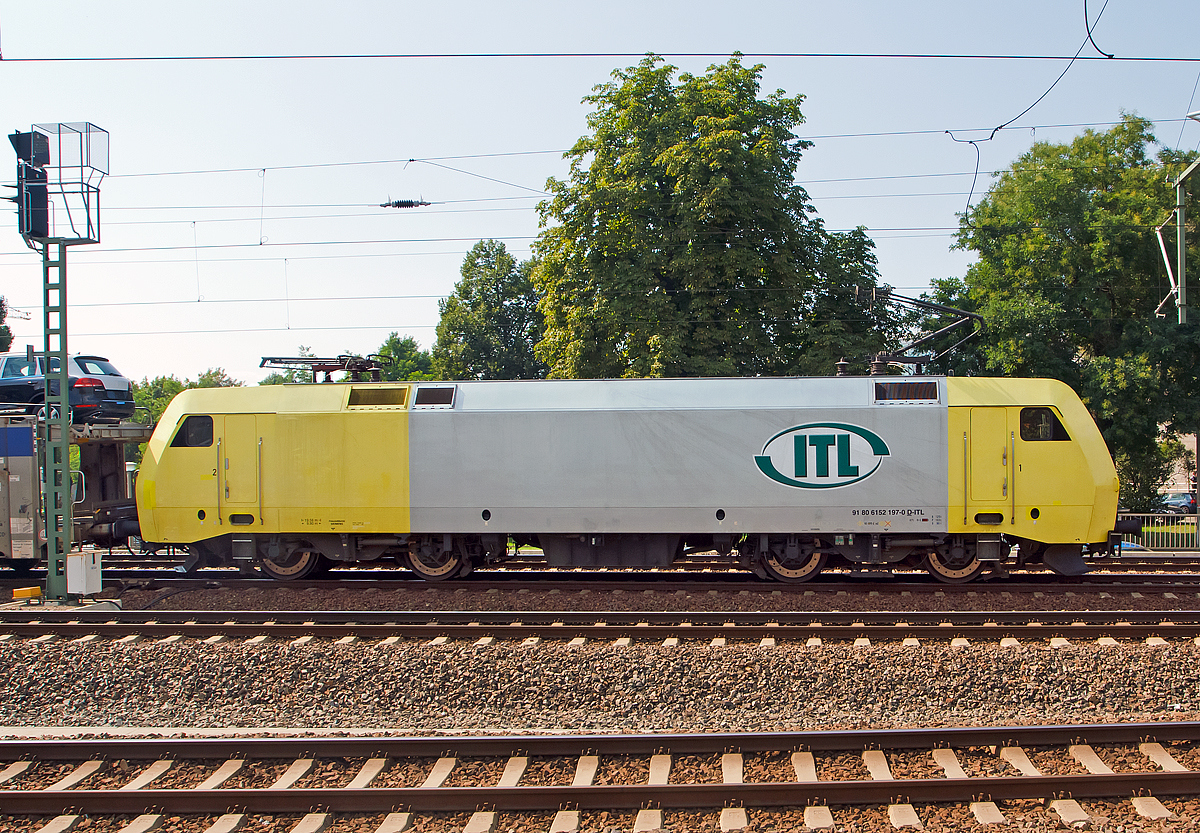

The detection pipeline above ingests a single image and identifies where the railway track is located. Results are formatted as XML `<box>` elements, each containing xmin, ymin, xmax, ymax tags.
<box><xmin>0</xmin><ymin>723</ymin><xmax>1196</xmax><ymax>828</ymax></box>
<box><xmin>83</xmin><ymin>551</ymin><xmax>1200</xmax><ymax>570</ymax></box>
<box><xmin>11</xmin><ymin>568</ymin><xmax>1200</xmax><ymax>597</ymax></box>
<box><xmin>4</xmin><ymin>608</ymin><xmax>1200</xmax><ymax>644</ymax></box>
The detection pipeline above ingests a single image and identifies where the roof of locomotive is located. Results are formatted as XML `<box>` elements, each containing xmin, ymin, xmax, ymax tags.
<box><xmin>156</xmin><ymin>375</ymin><xmax>1082</xmax><ymax>417</ymax></box>
<box><xmin>160</xmin><ymin>375</ymin><xmax>956</xmax><ymax>415</ymax></box>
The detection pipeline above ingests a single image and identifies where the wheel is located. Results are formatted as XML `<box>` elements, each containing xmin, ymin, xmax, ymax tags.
<box><xmin>259</xmin><ymin>548</ymin><xmax>329</xmax><ymax>580</ymax></box>
<box><xmin>923</xmin><ymin>550</ymin><xmax>985</xmax><ymax>584</ymax></box>
<box><xmin>761</xmin><ymin>539</ymin><xmax>827</xmax><ymax>583</ymax></box>
<box><xmin>405</xmin><ymin>537</ymin><xmax>464</xmax><ymax>580</ymax></box>
<box><xmin>34</xmin><ymin>402</ymin><xmax>60</xmax><ymax>421</ymax></box>
<box><xmin>6</xmin><ymin>559</ymin><xmax>38</xmax><ymax>575</ymax></box>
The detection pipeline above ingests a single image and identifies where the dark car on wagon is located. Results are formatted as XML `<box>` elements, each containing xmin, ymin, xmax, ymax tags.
<box><xmin>0</xmin><ymin>351</ymin><xmax>135</xmax><ymax>423</ymax></box>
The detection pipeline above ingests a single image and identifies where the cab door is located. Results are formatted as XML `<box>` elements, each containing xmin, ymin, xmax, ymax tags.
<box><xmin>968</xmin><ymin>407</ymin><xmax>1013</xmax><ymax>524</ymax></box>
<box><xmin>144</xmin><ymin>414</ymin><xmax>219</xmax><ymax>541</ymax></box>
<box><xmin>220</xmin><ymin>414</ymin><xmax>262</xmax><ymax>523</ymax></box>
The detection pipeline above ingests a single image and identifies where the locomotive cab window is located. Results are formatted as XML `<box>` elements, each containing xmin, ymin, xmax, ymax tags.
<box><xmin>1020</xmin><ymin>408</ymin><xmax>1070</xmax><ymax>441</ymax></box>
<box><xmin>170</xmin><ymin>415</ymin><xmax>214</xmax><ymax>447</ymax></box>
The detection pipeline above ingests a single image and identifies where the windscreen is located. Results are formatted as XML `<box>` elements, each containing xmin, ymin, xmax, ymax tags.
<box><xmin>75</xmin><ymin>357</ymin><xmax>122</xmax><ymax>376</ymax></box>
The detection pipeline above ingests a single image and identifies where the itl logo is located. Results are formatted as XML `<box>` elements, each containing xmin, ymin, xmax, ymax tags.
<box><xmin>755</xmin><ymin>423</ymin><xmax>890</xmax><ymax>489</ymax></box>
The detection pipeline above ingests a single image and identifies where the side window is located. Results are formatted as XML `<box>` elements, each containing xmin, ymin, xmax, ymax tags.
<box><xmin>1</xmin><ymin>358</ymin><xmax>35</xmax><ymax>378</ymax></box>
<box><xmin>171</xmin><ymin>415</ymin><xmax>214</xmax><ymax>448</ymax></box>
<box><xmin>1020</xmin><ymin>407</ymin><xmax>1071</xmax><ymax>441</ymax></box>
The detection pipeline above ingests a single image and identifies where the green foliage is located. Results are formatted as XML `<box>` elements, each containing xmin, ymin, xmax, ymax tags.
<box><xmin>134</xmin><ymin>366</ymin><xmax>243</xmax><ymax>422</ymax></box>
<box><xmin>132</xmin><ymin>375</ymin><xmax>187</xmax><ymax>426</ymax></box>
<box><xmin>376</xmin><ymin>333</ymin><xmax>436</xmax><ymax>381</ymax></box>
<box><xmin>943</xmin><ymin>113</ymin><xmax>1200</xmax><ymax>510</ymax></box>
<box><xmin>0</xmin><ymin>297</ymin><xmax>11</xmax><ymax>353</ymax></box>
<box><xmin>196</xmin><ymin>368</ymin><xmax>242</xmax><ymax>388</ymax></box>
<box><xmin>533</xmin><ymin>54</ymin><xmax>896</xmax><ymax>378</ymax></box>
<box><xmin>433</xmin><ymin>240</ymin><xmax>547</xmax><ymax>380</ymax></box>
<box><xmin>784</xmin><ymin>227</ymin><xmax>898</xmax><ymax>376</ymax></box>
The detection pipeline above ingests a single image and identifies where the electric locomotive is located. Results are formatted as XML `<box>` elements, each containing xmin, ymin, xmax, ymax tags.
<box><xmin>133</xmin><ymin>375</ymin><xmax>1130</xmax><ymax>583</ymax></box>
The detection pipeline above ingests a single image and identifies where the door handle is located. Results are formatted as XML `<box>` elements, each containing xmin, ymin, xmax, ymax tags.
<box><xmin>1011</xmin><ymin>431</ymin><xmax>1016</xmax><ymax>525</ymax></box>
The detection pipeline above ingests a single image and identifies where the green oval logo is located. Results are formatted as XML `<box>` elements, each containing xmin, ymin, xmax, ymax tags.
<box><xmin>755</xmin><ymin>422</ymin><xmax>890</xmax><ymax>489</ymax></box>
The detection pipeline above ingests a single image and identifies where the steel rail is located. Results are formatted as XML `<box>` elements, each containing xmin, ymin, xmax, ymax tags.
<box><xmin>107</xmin><ymin>572</ymin><xmax>1200</xmax><ymax>590</ymax></box>
<box><xmin>11</xmin><ymin>571</ymin><xmax>1200</xmax><ymax>597</ymax></box>
<box><xmin>2</xmin><ymin>608</ymin><xmax>1200</xmax><ymax>626</ymax></box>
<box><xmin>0</xmin><ymin>621</ymin><xmax>1196</xmax><ymax>640</ymax></box>
<box><xmin>3</xmin><ymin>773</ymin><xmax>1199</xmax><ymax>814</ymax></box>
<box><xmin>2</xmin><ymin>724</ymin><xmax>1200</xmax><ymax>813</ymax></box>
<box><xmin>131</xmin><ymin>567</ymin><xmax>1200</xmax><ymax>582</ymax></box>
<box><xmin>9</xmin><ymin>571</ymin><xmax>1200</xmax><ymax>594</ymax></box>
<box><xmin>4</xmin><ymin>722</ymin><xmax>1200</xmax><ymax>759</ymax></box>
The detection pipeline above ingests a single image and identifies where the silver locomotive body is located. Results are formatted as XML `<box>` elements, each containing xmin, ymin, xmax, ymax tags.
<box><xmin>408</xmin><ymin>376</ymin><xmax>947</xmax><ymax>571</ymax></box>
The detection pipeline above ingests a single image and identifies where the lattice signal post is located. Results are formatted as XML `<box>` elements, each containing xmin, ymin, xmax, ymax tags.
<box><xmin>6</xmin><ymin>123</ymin><xmax>108</xmax><ymax>600</ymax></box>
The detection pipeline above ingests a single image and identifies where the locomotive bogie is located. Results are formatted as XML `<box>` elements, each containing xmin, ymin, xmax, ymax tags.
<box><xmin>133</xmin><ymin>375</ymin><xmax>1124</xmax><ymax>582</ymax></box>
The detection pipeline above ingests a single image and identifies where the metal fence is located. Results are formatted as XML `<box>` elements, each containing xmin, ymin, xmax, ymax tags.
<box><xmin>1117</xmin><ymin>513</ymin><xmax>1198</xmax><ymax>551</ymax></box>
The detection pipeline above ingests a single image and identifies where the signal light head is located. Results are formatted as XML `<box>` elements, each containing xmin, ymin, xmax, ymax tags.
<box><xmin>8</xmin><ymin>131</ymin><xmax>49</xmax><ymax>167</ymax></box>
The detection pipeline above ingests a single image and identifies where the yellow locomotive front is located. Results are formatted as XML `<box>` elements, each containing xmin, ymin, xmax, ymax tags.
<box><xmin>136</xmin><ymin>384</ymin><xmax>413</xmax><ymax>577</ymax></box>
<box><xmin>945</xmin><ymin>377</ymin><xmax>1122</xmax><ymax>575</ymax></box>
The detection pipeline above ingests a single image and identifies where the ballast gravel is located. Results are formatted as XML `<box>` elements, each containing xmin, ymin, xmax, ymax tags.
<box><xmin>520</xmin><ymin>756</ymin><xmax>575</xmax><ymax>785</ymax></box>
<box><xmin>0</xmin><ymin>639</ymin><xmax>1199</xmax><ymax>730</ymax></box>
<box><xmin>0</xmin><ymin>817</ymin><xmax>224</xmax><ymax>833</ymax></box>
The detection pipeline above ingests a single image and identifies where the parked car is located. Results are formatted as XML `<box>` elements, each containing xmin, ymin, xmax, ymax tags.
<box><xmin>0</xmin><ymin>351</ymin><xmax>135</xmax><ymax>423</ymax></box>
<box><xmin>1162</xmin><ymin>493</ymin><xmax>1197</xmax><ymax>514</ymax></box>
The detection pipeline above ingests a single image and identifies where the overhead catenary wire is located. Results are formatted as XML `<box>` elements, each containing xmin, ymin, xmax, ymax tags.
<box><xmin>25</xmin><ymin>282</ymin><xmax>976</xmax><ymax>311</ymax></box>
<box><xmin>106</xmin><ymin>150</ymin><xmax>570</xmax><ymax>179</ymax></box>
<box><xmin>0</xmin><ymin>235</ymin><xmax>540</xmax><ymax>258</ymax></box>
<box><xmin>7</xmin><ymin>311</ymin><xmax>1170</xmax><ymax>342</ymax></box>
<box><xmin>2</xmin><ymin>54</ymin><xmax>1187</xmax><ymax>334</ymax></box>
<box><xmin>3</xmin><ymin>37</ymin><xmax>1188</xmax><ymax>375</ymax></box>
<box><xmin>0</xmin><ymin>228</ymin><xmax>958</xmax><ymax>270</ymax></box>
<box><xmin>3</xmin><ymin>50</ymin><xmax>1199</xmax><ymax>63</ymax></box>
<box><xmin>946</xmin><ymin>0</ymin><xmax>1114</xmax><ymax>213</ymax></box>
<box><xmin>1176</xmin><ymin>70</ymin><xmax>1200</xmax><ymax>149</ymax></box>
<box><xmin>87</xmin><ymin>117</ymin><xmax>1198</xmax><ymax>181</ymax></box>
<box><xmin>5</xmin><ymin>143</ymin><xmax>1186</xmax><ymax>235</ymax></box>
<box><xmin>0</xmin><ymin>189</ymin><xmax>986</xmax><ymax>232</ymax></box>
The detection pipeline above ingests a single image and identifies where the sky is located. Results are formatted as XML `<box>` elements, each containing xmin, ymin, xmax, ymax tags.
<box><xmin>1</xmin><ymin>0</ymin><xmax>1199</xmax><ymax>386</ymax></box>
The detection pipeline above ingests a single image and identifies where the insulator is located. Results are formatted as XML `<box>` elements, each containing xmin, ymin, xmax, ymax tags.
<box><xmin>380</xmin><ymin>199</ymin><xmax>431</xmax><ymax>209</ymax></box>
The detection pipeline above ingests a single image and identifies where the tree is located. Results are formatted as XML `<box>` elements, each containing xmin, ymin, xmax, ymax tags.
<box><xmin>132</xmin><ymin>375</ymin><xmax>186</xmax><ymax>427</ymax></box>
<box><xmin>196</xmin><ymin>368</ymin><xmax>242</xmax><ymax>388</ymax></box>
<box><xmin>432</xmin><ymin>240</ymin><xmax>546</xmax><ymax>380</ymax></box>
<box><xmin>134</xmin><ymin>368</ymin><xmax>242</xmax><ymax>425</ymax></box>
<box><xmin>376</xmin><ymin>333</ymin><xmax>436</xmax><ymax>381</ymax></box>
<box><xmin>939</xmin><ymin>114</ymin><xmax>1200</xmax><ymax>509</ymax></box>
<box><xmin>533</xmin><ymin>54</ymin><xmax>896</xmax><ymax>379</ymax></box>
<box><xmin>782</xmin><ymin>228</ymin><xmax>898</xmax><ymax>376</ymax></box>
<box><xmin>0</xmin><ymin>297</ymin><xmax>11</xmax><ymax>353</ymax></box>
